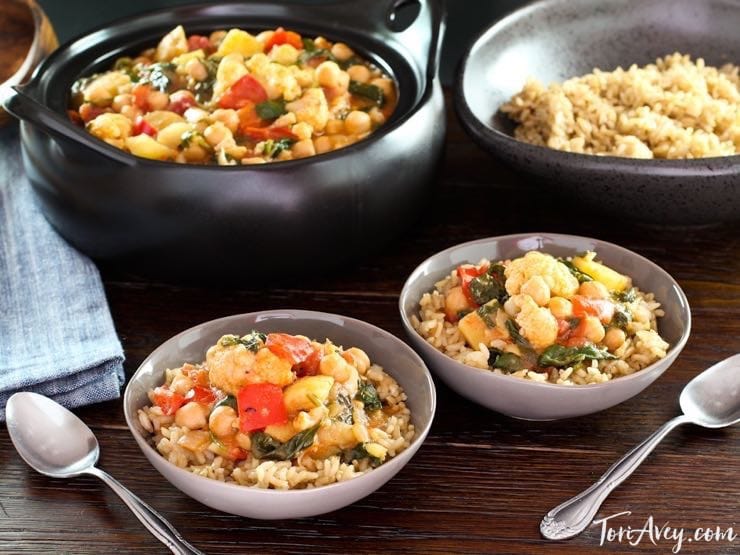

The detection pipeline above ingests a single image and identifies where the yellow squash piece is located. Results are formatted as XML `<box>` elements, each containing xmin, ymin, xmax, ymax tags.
<box><xmin>216</xmin><ymin>29</ymin><xmax>263</xmax><ymax>57</ymax></box>
<box><xmin>125</xmin><ymin>134</ymin><xmax>176</xmax><ymax>161</ymax></box>
<box><xmin>572</xmin><ymin>252</ymin><xmax>631</xmax><ymax>292</ymax></box>
<box><xmin>264</xmin><ymin>421</ymin><xmax>296</xmax><ymax>443</ymax></box>
<box><xmin>458</xmin><ymin>303</ymin><xmax>505</xmax><ymax>349</ymax></box>
<box><xmin>282</xmin><ymin>375</ymin><xmax>335</xmax><ymax>414</ymax></box>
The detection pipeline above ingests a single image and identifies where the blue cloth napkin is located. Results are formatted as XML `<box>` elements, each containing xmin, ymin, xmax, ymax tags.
<box><xmin>0</xmin><ymin>125</ymin><xmax>124</xmax><ymax>421</ymax></box>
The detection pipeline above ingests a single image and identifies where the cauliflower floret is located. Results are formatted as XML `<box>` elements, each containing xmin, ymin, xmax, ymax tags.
<box><xmin>245</xmin><ymin>53</ymin><xmax>301</xmax><ymax>100</ymax></box>
<box><xmin>286</xmin><ymin>88</ymin><xmax>330</xmax><ymax>131</ymax></box>
<box><xmin>87</xmin><ymin>113</ymin><xmax>132</xmax><ymax>148</ymax></box>
<box><xmin>514</xmin><ymin>296</ymin><xmax>558</xmax><ymax>351</ymax></box>
<box><xmin>504</xmin><ymin>251</ymin><xmax>579</xmax><ymax>299</ymax></box>
<box><xmin>83</xmin><ymin>71</ymin><xmax>132</xmax><ymax>106</ymax></box>
<box><xmin>213</xmin><ymin>53</ymin><xmax>248</xmax><ymax>100</ymax></box>
<box><xmin>206</xmin><ymin>341</ymin><xmax>257</xmax><ymax>396</ymax></box>
<box><xmin>251</xmin><ymin>348</ymin><xmax>296</xmax><ymax>387</ymax></box>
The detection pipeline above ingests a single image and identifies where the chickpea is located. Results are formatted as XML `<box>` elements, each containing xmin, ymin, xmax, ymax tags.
<box><xmin>330</xmin><ymin>42</ymin><xmax>354</xmax><ymax>61</ymax></box>
<box><xmin>120</xmin><ymin>104</ymin><xmax>141</xmax><ymax>122</ymax></box>
<box><xmin>370</xmin><ymin>77</ymin><xmax>394</xmax><ymax>98</ymax></box>
<box><xmin>548</xmin><ymin>296</ymin><xmax>573</xmax><ymax>319</ymax></box>
<box><xmin>147</xmin><ymin>90</ymin><xmax>170</xmax><ymax>111</ymax></box>
<box><xmin>175</xmin><ymin>402</ymin><xmax>207</xmax><ymax>429</ymax></box>
<box><xmin>184</xmin><ymin>107</ymin><xmax>210</xmax><ymax>123</ymax></box>
<box><xmin>347</xmin><ymin>64</ymin><xmax>371</xmax><ymax>83</ymax></box>
<box><xmin>326</xmin><ymin>119</ymin><xmax>344</xmax><ymax>134</ymax></box>
<box><xmin>291</xmin><ymin>139</ymin><xmax>316</xmax><ymax>159</ymax></box>
<box><xmin>578</xmin><ymin>280</ymin><xmax>610</xmax><ymax>299</ymax></box>
<box><xmin>211</xmin><ymin>109</ymin><xmax>240</xmax><ymax>134</ymax></box>
<box><xmin>185</xmin><ymin>58</ymin><xmax>208</xmax><ymax>81</ymax></box>
<box><xmin>292</xmin><ymin>122</ymin><xmax>313</xmax><ymax>141</ymax></box>
<box><xmin>314</xmin><ymin>36</ymin><xmax>331</xmax><ymax>50</ymax></box>
<box><xmin>112</xmin><ymin>94</ymin><xmax>134</xmax><ymax>112</ymax></box>
<box><xmin>344</xmin><ymin>110</ymin><xmax>372</xmax><ymax>135</ymax></box>
<box><xmin>133</xmin><ymin>56</ymin><xmax>152</xmax><ymax>66</ymax></box>
<box><xmin>209</xmin><ymin>30</ymin><xmax>227</xmax><ymax>46</ymax></box>
<box><xmin>368</xmin><ymin>107</ymin><xmax>386</xmax><ymax>125</ymax></box>
<box><xmin>183</xmin><ymin>143</ymin><xmax>209</xmax><ymax>163</ymax></box>
<box><xmin>520</xmin><ymin>275</ymin><xmax>551</xmax><ymax>307</ymax></box>
<box><xmin>330</xmin><ymin>134</ymin><xmax>350</xmax><ymax>149</ymax></box>
<box><xmin>319</xmin><ymin>353</ymin><xmax>351</xmax><ymax>382</ymax></box>
<box><xmin>314</xmin><ymin>135</ymin><xmax>332</xmax><ymax>154</ymax></box>
<box><xmin>208</xmin><ymin>405</ymin><xmax>237</xmax><ymax>438</ymax></box>
<box><xmin>316</xmin><ymin>61</ymin><xmax>342</xmax><ymax>89</ymax></box>
<box><xmin>604</xmin><ymin>327</ymin><xmax>626</xmax><ymax>352</ymax></box>
<box><xmin>203</xmin><ymin>122</ymin><xmax>230</xmax><ymax>147</ymax></box>
<box><xmin>169</xmin><ymin>373</ymin><xmax>193</xmax><ymax>395</ymax></box>
<box><xmin>242</xmin><ymin>157</ymin><xmax>267</xmax><ymax>165</ymax></box>
<box><xmin>581</xmin><ymin>315</ymin><xmax>606</xmax><ymax>343</ymax></box>
<box><xmin>342</xmin><ymin>347</ymin><xmax>370</xmax><ymax>374</ymax></box>
<box><xmin>235</xmin><ymin>432</ymin><xmax>251</xmax><ymax>450</ymax></box>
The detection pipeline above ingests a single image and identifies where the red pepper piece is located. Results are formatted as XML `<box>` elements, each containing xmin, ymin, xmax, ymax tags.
<box><xmin>571</xmin><ymin>295</ymin><xmax>615</xmax><ymax>324</ymax></box>
<box><xmin>237</xmin><ymin>383</ymin><xmax>288</xmax><ymax>432</ymax></box>
<box><xmin>266</xmin><ymin>333</ymin><xmax>313</xmax><ymax>366</ymax></box>
<box><xmin>133</xmin><ymin>116</ymin><xmax>157</xmax><ymax>137</ymax></box>
<box><xmin>242</xmin><ymin>126</ymin><xmax>297</xmax><ymax>141</ymax></box>
<box><xmin>218</xmin><ymin>75</ymin><xmax>268</xmax><ymax>109</ymax></box>
<box><xmin>263</xmin><ymin>27</ymin><xmax>303</xmax><ymax>52</ymax></box>
<box><xmin>151</xmin><ymin>386</ymin><xmax>186</xmax><ymax>416</ymax></box>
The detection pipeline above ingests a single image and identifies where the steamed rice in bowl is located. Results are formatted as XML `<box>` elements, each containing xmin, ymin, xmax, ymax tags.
<box><xmin>137</xmin><ymin>331</ymin><xmax>413</xmax><ymax>490</ymax></box>
<box><xmin>411</xmin><ymin>250</ymin><xmax>669</xmax><ymax>386</ymax></box>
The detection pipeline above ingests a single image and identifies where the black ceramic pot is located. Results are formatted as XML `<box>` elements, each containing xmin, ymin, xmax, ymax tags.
<box><xmin>4</xmin><ymin>0</ymin><xmax>446</xmax><ymax>281</ymax></box>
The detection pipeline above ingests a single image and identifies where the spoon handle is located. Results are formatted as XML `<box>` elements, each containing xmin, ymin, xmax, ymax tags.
<box><xmin>86</xmin><ymin>466</ymin><xmax>204</xmax><ymax>555</ymax></box>
<box><xmin>540</xmin><ymin>414</ymin><xmax>691</xmax><ymax>540</ymax></box>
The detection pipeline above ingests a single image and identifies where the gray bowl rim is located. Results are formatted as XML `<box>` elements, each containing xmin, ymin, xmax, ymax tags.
<box><xmin>123</xmin><ymin>309</ymin><xmax>437</xmax><ymax>498</ymax></box>
<box><xmin>454</xmin><ymin>0</ymin><xmax>740</xmax><ymax>173</ymax></box>
<box><xmin>399</xmin><ymin>231</ymin><xmax>692</xmax><ymax>391</ymax></box>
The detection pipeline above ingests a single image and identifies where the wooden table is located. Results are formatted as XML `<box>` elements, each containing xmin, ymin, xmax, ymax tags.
<box><xmin>1</xmin><ymin>94</ymin><xmax>739</xmax><ymax>554</ymax></box>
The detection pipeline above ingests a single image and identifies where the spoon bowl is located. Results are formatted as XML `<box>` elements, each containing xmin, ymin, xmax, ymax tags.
<box><xmin>541</xmin><ymin>353</ymin><xmax>740</xmax><ymax>540</ymax></box>
<box><xmin>6</xmin><ymin>392</ymin><xmax>203</xmax><ymax>555</ymax></box>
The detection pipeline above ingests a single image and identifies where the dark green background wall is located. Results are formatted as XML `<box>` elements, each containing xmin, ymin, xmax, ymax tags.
<box><xmin>36</xmin><ymin>0</ymin><xmax>525</xmax><ymax>84</ymax></box>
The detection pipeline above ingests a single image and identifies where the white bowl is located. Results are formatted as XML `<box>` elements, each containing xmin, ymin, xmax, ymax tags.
<box><xmin>123</xmin><ymin>310</ymin><xmax>436</xmax><ymax>519</ymax></box>
<box><xmin>399</xmin><ymin>233</ymin><xmax>691</xmax><ymax>420</ymax></box>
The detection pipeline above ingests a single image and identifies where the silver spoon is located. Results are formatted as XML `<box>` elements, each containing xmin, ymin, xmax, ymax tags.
<box><xmin>541</xmin><ymin>353</ymin><xmax>740</xmax><ymax>540</ymax></box>
<box><xmin>6</xmin><ymin>392</ymin><xmax>204</xmax><ymax>555</ymax></box>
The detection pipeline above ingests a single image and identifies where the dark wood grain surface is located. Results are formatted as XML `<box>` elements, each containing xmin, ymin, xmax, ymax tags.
<box><xmin>1</xmin><ymin>93</ymin><xmax>739</xmax><ymax>554</ymax></box>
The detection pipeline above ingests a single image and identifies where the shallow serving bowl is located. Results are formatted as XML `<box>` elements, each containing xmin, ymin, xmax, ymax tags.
<box><xmin>454</xmin><ymin>0</ymin><xmax>740</xmax><ymax>225</ymax></box>
<box><xmin>399</xmin><ymin>233</ymin><xmax>691</xmax><ymax>420</ymax></box>
<box><xmin>4</xmin><ymin>0</ymin><xmax>445</xmax><ymax>280</ymax></box>
<box><xmin>123</xmin><ymin>309</ymin><xmax>436</xmax><ymax>519</ymax></box>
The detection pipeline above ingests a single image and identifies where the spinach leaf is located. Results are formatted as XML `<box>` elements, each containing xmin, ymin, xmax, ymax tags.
<box><xmin>263</xmin><ymin>138</ymin><xmax>296</xmax><ymax>158</ymax></box>
<box><xmin>193</xmin><ymin>57</ymin><xmax>219</xmax><ymax>103</ymax></box>
<box><xmin>355</xmin><ymin>381</ymin><xmax>382</xmax><ymax>411</ymax></box>
<box><xmin>139</xmin><ymin>62</ymin><xmax>178</xmax><ymax>92</ymax></box>
<box><xmin>333</xmin><ymin>393</ymin><xmax>354</xmax><ymax>424</ymax></box>
<box><xmin>256</xmin><ymin>99</ymin><xmax>286</xmax><ymax>120</ymax></box>
<box><xmin>349</xmin><ymin>80</ymin><xmax>384</xmax><ymax>106</ymax></box>
<box><xmin>558</xmin><ymin>258</ymin><xmax>593</xmax><ymax>283</ymax></box>
<box><xmin>469</xmin><ymin>264</ymin><xmax>508</xmax><ymax>305</ymax></box>
<box><xmin>342</xmin><ymin>443</ymin><xmax>381</xmax><ymax>467</ymax></box>
<box><xmin>538</xmin><ymin>344</ymin><xmax>616</xmax><ymax>368</ymax></box>
<box><xmin>613</xmin><ymin>288</ymin><xmax>637</xmax><ymax>303</ymax></box>
<box><xmin>302</xmin><ymin>38</ymin><xmax>317</xmax><ymax>52</ymax></box>
<box><xmin>298</xmin><ymin>46</ymin><xmax>338</xmax><ymax>66</ymax></box>
<box><xmin>113</xmin><ymin>57</ymin><xmax>140</xmax><ymax>82</ymax></box>
<box><xmin>505</xmin><ymin>319</ymin><xmax>533</xmax><ymax>351</ymax></box>
<box><xmin>476</xmin><ymin>299</ymin><xmax>499</xmax><ymax>328</ymax></box>
<box><xmin>487</xmin><ymin>348</ymin><xmax>523</xmax><ymax>373</ymax></box>
<box><xmin>612</xmin><ymin>306</ymin><xmax>632</xmax><ymax>329</ymax></box>
<box><xmin>251</xmin><ymin>424</ymin><xmax>320</xmax><ymax>461</ymax></box>
<box><xmin>219</xmin><ymin>331</ymin><xmax>266</xmax><ymax>352</ymax></box>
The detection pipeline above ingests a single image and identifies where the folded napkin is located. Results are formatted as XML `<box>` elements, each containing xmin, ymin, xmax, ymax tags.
<box><xmin>0</xmin><ymin>125</ymin><xmax>124</xmax><ymax>421</ymax></box>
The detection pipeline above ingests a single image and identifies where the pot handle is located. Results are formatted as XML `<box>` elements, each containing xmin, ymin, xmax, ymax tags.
<box><xmin>3</xmin><ymin>86</ymin><xmax>137</xmax><ymax>167</ymax></box>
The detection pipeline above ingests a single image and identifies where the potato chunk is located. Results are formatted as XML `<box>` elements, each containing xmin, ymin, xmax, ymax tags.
<box><xmin>283</xmin><ymin>375</ymin><xmax>335</xmax><ymax>414</ymax></box>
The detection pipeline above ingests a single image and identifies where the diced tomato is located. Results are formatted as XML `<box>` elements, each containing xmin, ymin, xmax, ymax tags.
<box><xmin>295</xmin><ymin>347</ymin><xmax>322</xmax><ymax>377</ymax></box>
<box><xmin>185</xmin><ymin>364</ymin><xmax>210</xmax><ymax>387</ymax></box>
<box><xmin>132</xmin><ymin>84</ymin><xmax>151</xmax><ymax>110</ymax></box>
<box><xmin>563</xmin><ymin>318</ymin><xmax>590</xmax><ymax>347</ymax></box>
<box><xmin>68</xmin><ymin>109</ymin><xmax>84</xmax><ymax>126</ymax></box>
<box><xmin>241</xmin><ymin>126</ymin><xmax>297</xmax><ymax>141</ymax></box>
<box><xmin>571</xmin><ymin>295</ymin><xmax>615</xmax><ymax>324</ymax></box>
<box><xmin>133</xmin><ymin>116</ymin><xmax>157</xmax><ymax>137</ymax></box>
<box><xmin>263</xmin><ymin>27</ymin><xmax>303</xmax><ymax>52</ymax></box>
<box><xmin>185</xmin><ymin>386</ymin><xmax>217</xmax><ymax>405</ymax></box>
<box><xmin>187</xmin><ymin>34</ymin><xmax>212</xmax><ymax>53</ymax></box>
<box><xmin>266</xmin><ymin>333</ymin><xmax>313</xmax><ymax>366</ymax></box>
<box><xmin>457</xmin><ymin>264</ymin><xmax>490</xmax><ymax>306</ymax></box>
<box><xmin>236</xmin><ymin>102</ymin><xmax>265</xmax><ymax>133</ymax></box>
<box><xmin>167</xmin><ymin>91</ymin><xmax>197</xmax><ymax>115</ymax></box>
<box><xmin>237</xmin><ymin>383</ymin><xmax>288</xmax><ymax>432</ymax></box>
<box><xmin>218</xmin><ymin>75</ymin><xmax>268</xmax><ymax>109</ymax></box>
<box><xmin>152</xmin><ymin>387</ymin><xmax>186</xmax><ymax>416</ymax></box>
<box><xmin>227</xmin><ymin>445</ymin><xmax>248</xmax><ymax>461</ymax></box>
